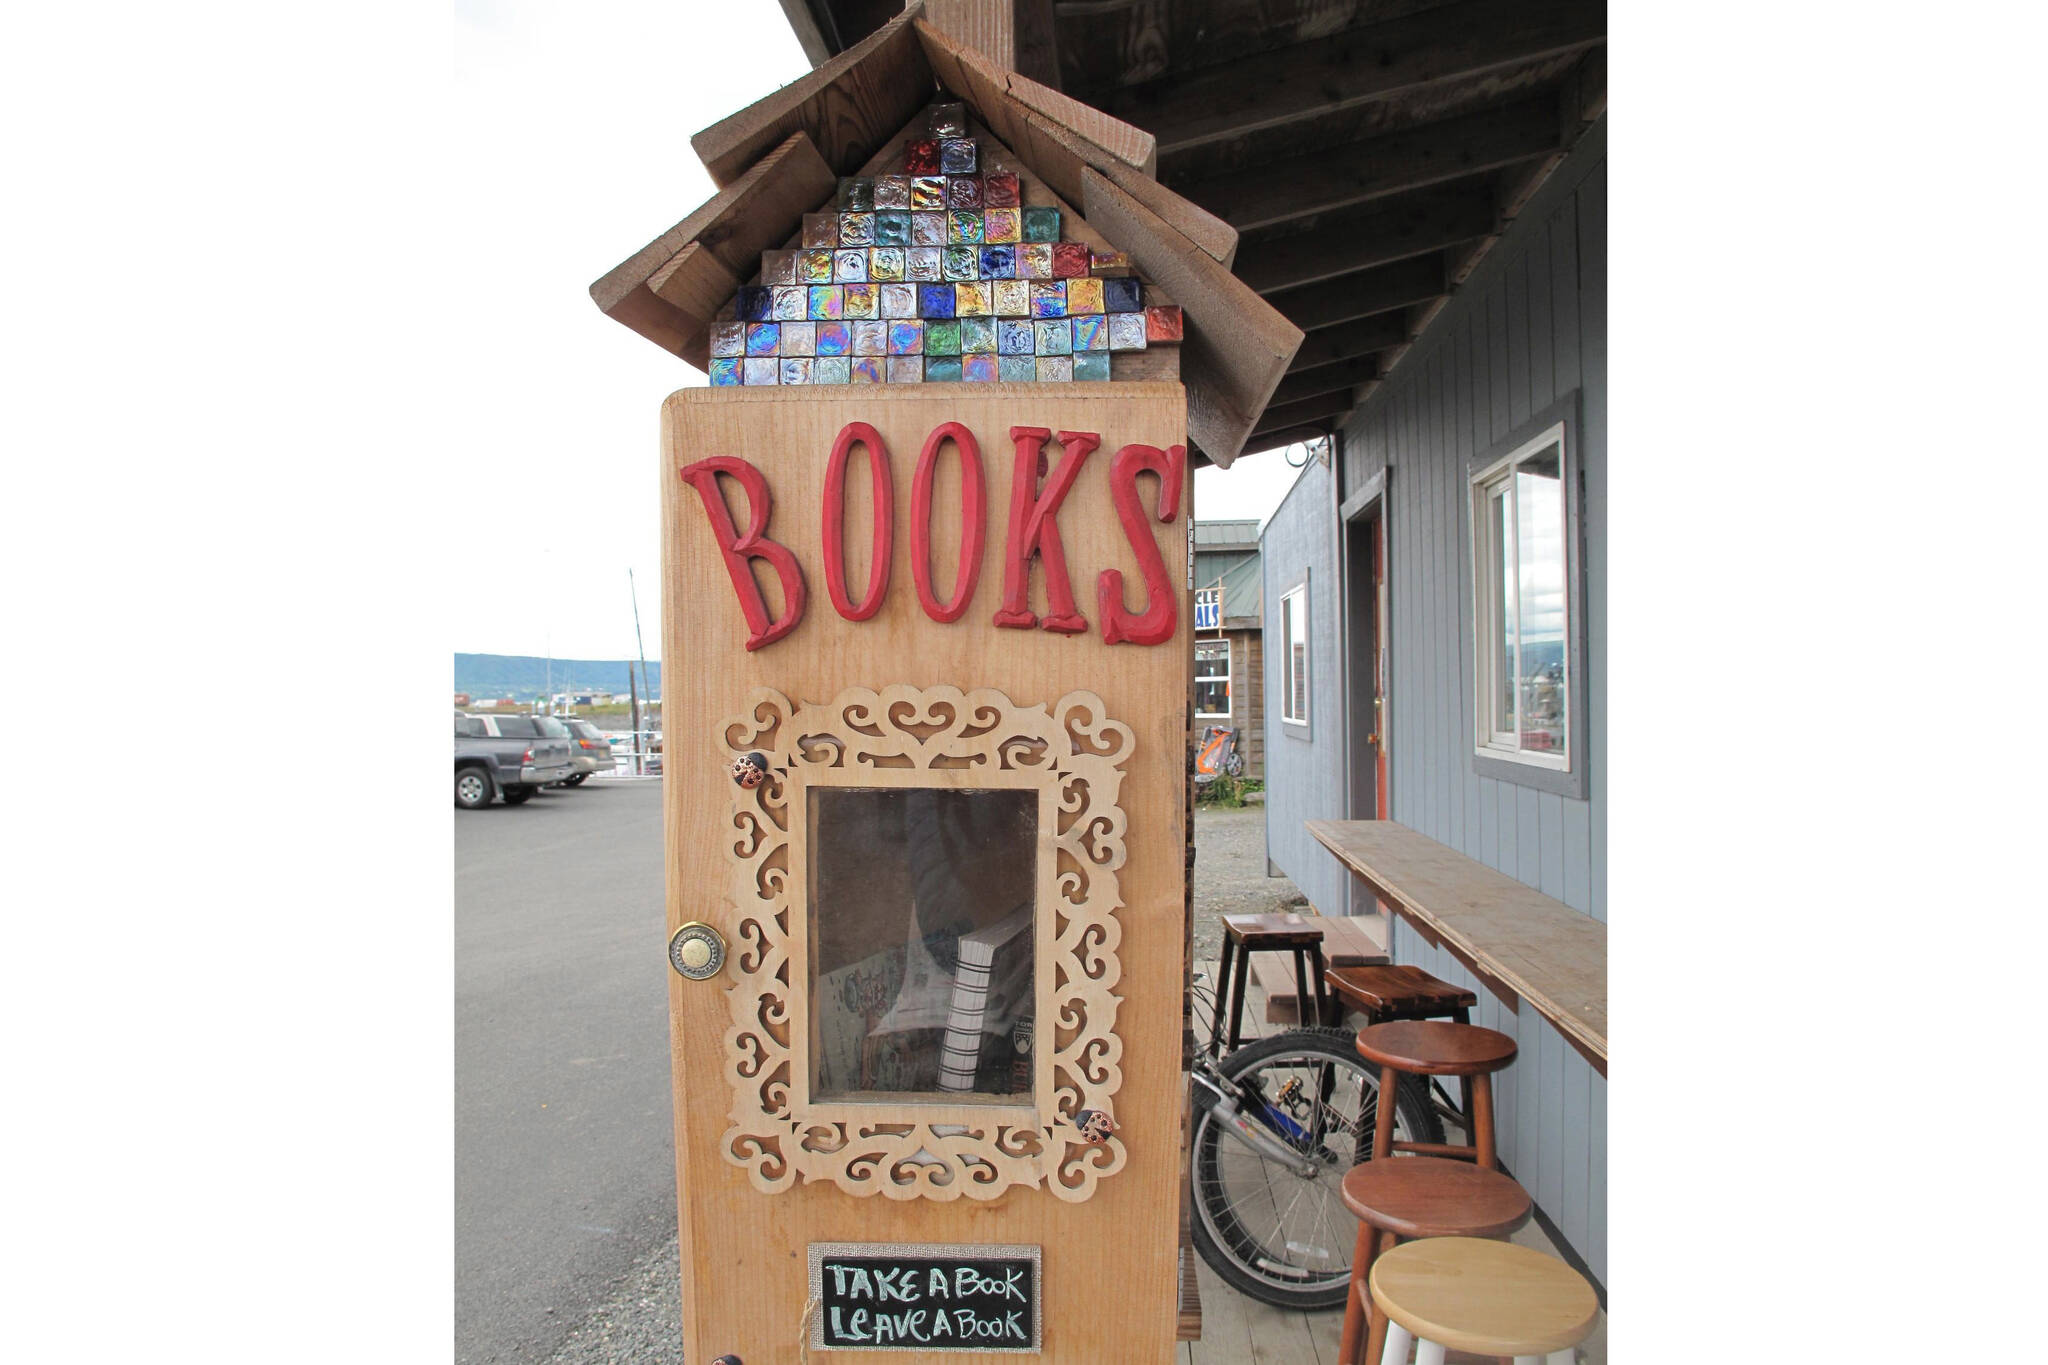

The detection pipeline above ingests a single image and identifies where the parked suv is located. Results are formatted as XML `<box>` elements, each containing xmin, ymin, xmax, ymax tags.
<box><xmin>455</xmin><ymin>713</ymin><xmax>574</xmax><ymax>808</ymax></box>
<box><xmin>550</xmin><ymin>717</ymin><xmax>617</xmax><ymax>785</ymax></box>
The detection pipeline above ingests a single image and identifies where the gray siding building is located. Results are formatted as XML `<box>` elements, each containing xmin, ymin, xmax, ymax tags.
<box><xmin>1261</xmin><ymin>119</ymin><xmax>1607</xmax><ymax>1286</ymax></box>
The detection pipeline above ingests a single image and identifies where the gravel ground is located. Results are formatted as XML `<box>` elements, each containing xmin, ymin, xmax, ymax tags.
<box><xmin>543</xmin><ymin>799</ymin><xmax>1297</xmax><ymax>1364</ymax></box>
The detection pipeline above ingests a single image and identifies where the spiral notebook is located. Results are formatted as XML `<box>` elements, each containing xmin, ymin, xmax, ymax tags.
<box><xmin>937</xmin><ymin>902</ymin><xmax>1033</xmax><ymax>1093</ymax></box>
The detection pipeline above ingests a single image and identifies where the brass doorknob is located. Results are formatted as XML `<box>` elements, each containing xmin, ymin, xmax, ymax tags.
<box><xmin>668</xmin><ymin>922</ymin><xmax>726</xmax><ymax>980</ymax></box>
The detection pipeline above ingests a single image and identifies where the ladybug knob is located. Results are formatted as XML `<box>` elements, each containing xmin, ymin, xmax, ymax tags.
<box><xmin>1074</xmin><ymin>1108</ymin><xmax>1117</xmax><ymax>1144</ymax></box>
<box><xmin>712</xmin><ymin>1356</ymin><xmax>743</xmax><ymax>1365</ymax></box>
<box><xmin>731</xmin><ymin>751</ymin><xmax>769</xmax><ymax>789</ymax></box>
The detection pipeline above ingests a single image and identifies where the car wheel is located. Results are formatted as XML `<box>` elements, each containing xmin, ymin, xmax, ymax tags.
<box><xmin>563</xmin><ymin>773</ymin><xmax>588</xmax><ymax>786</ymax></box>
<box><xmin>501</xmin><ymin>785</ymin><xmax>537</xmax><ymax>805</ymax></box>
<box><xmin>455</xmin><ymin>766</ymin><xmax>494</xmax><ymax>809</ymax></box>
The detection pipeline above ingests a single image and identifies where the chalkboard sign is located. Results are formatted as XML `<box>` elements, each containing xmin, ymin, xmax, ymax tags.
<box><xmin>808</xmin><ymin>1242</ymin><xmax>1041</xmax><ymax>1353</ymax></box>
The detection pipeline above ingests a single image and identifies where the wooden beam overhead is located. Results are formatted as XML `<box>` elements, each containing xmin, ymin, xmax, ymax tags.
<box><xmin>1239</xmin><ymin>423</ymin><xmax>1336</xmax><ymax>458</ymax></box>
<box><xmin>1092</xmin><ymin>0</ymin><xmax>1606</xmax><ymax>158</ymax></box>
<box><xmin>1265</xmin><ymin>254</ymin><xmax>1447</xmax><ymax>333</ymax></box>
<box><xmin>1235</xmin><ymin>180</ymin><xmax>1498</xmax><ymax>296</ymax></box>
<box><xmin>776</xmin><ymin>0</ymin><xmax>835</xmax><ymax>68</ymax></box>
<box><xmin>1185</xmin><ymin>96</ymin><xmax>1563</xmax><ymax>233</ymax></box>
<box><xmin>1252</xmin><ymin>392</ymin><xmax>1355</xmax><ymax>436</ymax></box>
<box><xmin>692</xmin><ymin>1</ymin><xmax>933</xmax><ymax>185</ymax></box>
<box><xmin>1269</xmin><ymin>355</ymin><xmax>1383</xmax><ymax>408</ymax></box>
<box><xmin>1290</xmin><ymin>312</ymin><xmax>1413</xmax><ymax>372</ymax></box>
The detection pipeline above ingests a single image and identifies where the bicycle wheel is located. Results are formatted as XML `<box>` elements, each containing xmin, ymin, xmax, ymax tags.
<box><xmin>1189</xmin><ymin>1026</ymin><xmax>1443</xmax><ymax>1310</ymax></box>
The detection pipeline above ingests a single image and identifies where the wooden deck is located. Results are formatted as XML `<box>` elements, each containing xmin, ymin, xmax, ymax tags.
<box><xmin>1186</xmin><ymin>959</ymin><xmax>1607</xmax><ymax>1364</ymax></box>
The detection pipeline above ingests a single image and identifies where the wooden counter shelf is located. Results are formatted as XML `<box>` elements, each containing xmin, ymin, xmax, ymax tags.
<box><xmin>1306</xmin><ymin>820</ymin><xmax>1606</xmax><ymax>1077</ymax></box>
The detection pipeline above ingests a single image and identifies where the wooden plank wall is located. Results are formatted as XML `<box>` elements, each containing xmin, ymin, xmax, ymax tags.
<box><xmin>1339</xmin><ymin>118</ymin><xmax>1606</xmax><ymax>1284</ymax></box>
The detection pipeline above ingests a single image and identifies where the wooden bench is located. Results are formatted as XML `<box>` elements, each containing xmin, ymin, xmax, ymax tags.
<box><xmin>1248</xmin><ymin>911</ymin><xmax>1390</xmax><ymax>1024</ymax></box>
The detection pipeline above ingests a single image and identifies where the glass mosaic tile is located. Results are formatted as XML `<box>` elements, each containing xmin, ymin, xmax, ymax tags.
<box><xmin>803</xmin><ymin>214</ymin><xmax>838</xmax><ymax>248</ymax></box>
<box><xmin>955</xmin><ymin>282</ymin><xmax>993</xmax><ymax>317</ymax></box>
<box><xmin>772</xmin><ymin>286</ymin><xmax>807</xmax><ymax>321</ymax></box>
<box><xmin>780</xmin><ymin>357</ymin><xmax>814</xmax><ymax>385</ymax></box>
<box><xmin>940</xmin><ymin>139</ymin><xmax>977</xmax><ymax>175</ymax></box>
<box><xmin>910</xmin><ymin>177</ymin><xmax>947</xmax><ymax>211</ymax></box>
<box><xmin>1107</xmin><ymin>312</ymin><xmax>1148</xmax><ymax>351</ymax></box>
<box><xmin>887</xmin><ymin>319</ymin><xmax>924</xmax><ymax>355</ymax></box>
<box><xmin>873</xmin><ymin>176</ymin><xmax>910</xmax><ymax>210</ymax></box>
<box><xmin>762</xmin><ymin>251</ymin><xmax>797</xmax><ymax>286</ymax></box>
<box><xmin>1070</xmin><ymin>314</ymin><xmax>1108</xmax><ymax>352</ymax></box>
<box><xmin>946</xmin><ymin>175</ymin><xmax>983</xmax><ymax>210</ymax></box>
<box><xmin>710</xmin><ymin>357</ymin><xmax>741</xmax><ymax>386</ymax></box>
<box><xmin>1144</xmin><ymin>305</ymin><xmax>1183</xmax><ymax>342</ymax></box>
<box><xmin>1052</xmin><ymin>243</ymin><xmax>1090</xmax><ymax>278</ymax></box>
<box><xmin>813</xmin><ymin>355</ymin><xmax>851</xmax><ymax>384</ymax></box>
<box><xmin>963</xmin><ymin>353</ymin><xmax>999</xmax><ymax>382</ymax></box>
<box><xmin>1030</xmin><ymin>281</ymin><xmax>1068</xmax><ymax>318</ymax></box>
<box><xmin>1065</xmin><ymin>278</ymin><xmax>1105</xmax><ymax>315</ymax></box>
<box><xmin>808</xmin><ymin>285</ymin><xmax>844</xmax><ymax>320</ymax></box>
<box><xmin>947</xmin><ymin>211</ymin><xmax>984</xmax><ymax>244</ymax></box>
<box><xmin>798</xmin><ymin>250</ymin><xmax>835</xmax><ymax>284</ymax></box>
<box><xmin>843</xmin><ymin>284</ymin><xmax>878</xmax><ymax>319</ymax></box>
<box><xmin>868</xmin><ymin>248</ymin><xmax>906</xmax><ymax>282</ymax></box>
<box><xmin>917</xmin><ymin>283</ymin><xmax>956</xmax><ymax>318</ymax></box>
<box><xmin>781</xmin><ymin>321</ymin><xmax>816</xmax><ymax>356</ymax></box>
<box><xmin>984</xmin><ymin>171</ymin><xmax>1020</xmax><ymax>208</ymax></box>
<box><xmin>1103</xmin><ymin>277</ymin><xmax>1143</xmax><ymax>313</ymax></box>
<box><xmin>906</xmin><ymin>246</ymin><xmax>943</xmax><ymax>281</ymax></box>
<box><xmin>874</xmin><ymin>212</ymin><xmax>912</xmax><ymax>247</ymax></box>
<box><xmin>1032</xmin><ymin>318</ymin><xmax>1071</xmax><ymax>355</ymax></box>
<box><xmin>850</xmin><ymin>319</ymin><xmax>887</xmax><ymax>356</ymax></box>
<box><xmin>833</xmin><ymin>249</ymin><xmax>868</xmax><ymax>283</ymax></box>
<box><xmin>928</xmin><ymin>103</ymin><xmax>967</xmax><ymax>138</ymax></box>
<box><xmin>997</xmin><ymin>319</ymin><xmax>1035</xmax><ymax>355</ymax></box>
<box><xmin>1000</xmin><ymin>354</ymin><xmax>1037</xmax><ymax>382</ymax></box>
<box><xmin>839</xmin><ymin>212</ymin><xmax>875</xmax><ymax>247</ymax></box>
<box><xmin>742</xmin><ymin>358</ymin><xmax>780</xmax><ymax>385</ymax></box>
<box><xmin>959</xmin><ymin>316</ymin><xmax>997</xmax><ymax>353</ymax></box>
<box><xmin>942</xmin><ymin>245</ymin><xmax>979</xmax><ymax>281</ymax></box>
<box><xmin>993</xmin><ymin>279</ymin><xmax>1031</xmax><ymax>316</ymax></box>
<box><xmin>984</xmin><ymin>208</ymin><xmax>1021</xmax><ymax>244</ymax></box>
<box><xmin>1036</xmin><ymin>356</ymin><xmax>1073</xmax><ymax>382</ymax></box>
<box><xmin>814</xmin><ymin>321</ymin><xmax>851</xmax><ymax>357</ymax></box>
<box><xmin>925</xmin><ymin>355</ymin><xmax>964</xmax><ymax>382</ymax></box>
<box><xmin>1072</xmin><ymin>351</ymin><xmax>1111</xmax><ymax>381</ymax></box>
<box><xmin>849</xmin><ymin>355</ymin><xmax>885</xmax><ymax>384</ymax></box>
<box><xmin>746</xmin><ymin>322</ymin><xmax>781</xmax><ymax>356</ymax></box>
<box><xmin>837</xmin><ymin>177</ymin><xmax>873</xmax><ymax>211</ymax></box>
<box><xmin>905</xmin><ymin>140</ymin><xmax>941</xmax><ymax>175</ymax></box>
<box><xmin>1019</xmin><ymin>244</ymin><xmax>1054</xmax><ymax>279</ymax></box>
<box><xmin>911</xmin><ymin>211</ymin><xmax>947</xmax><ymax>246</ymax></box>
<box><xmin>1021</xmin><ymin>206</ymin><xmax>1060</xmax><ymax>242</ymax></box>
<box><xmin>980</xmin><ymin>244</ymin><xmax>1015</xmax><ymax>279</ymax></box>
<box><xmin>1091</xmin><ymin>250</ymin><xmax>1132</xmax><ymax>274</ymax></box>
<box><xmin>879</xmin><ymin>283</ymin><xmax>919</xmax><ymax>318</ymax></box>
<box><xmin>924</xmin><ymin>319</ymin><xmax>961</xmax><ymax>355</ymax></box>
<box><xmin>888</xmin><ymin>356</ymin><xmax>924</xmax><ymax>383</ymax></box>
<box><xmin>710</xmin><ymin>321</ymin><xmax>744</xmax><ymax>358</ymax></box>
<box><xmin>736</xmin><ymin>286</ymin><xmax>772</xmax><ymax>321</ymax></box>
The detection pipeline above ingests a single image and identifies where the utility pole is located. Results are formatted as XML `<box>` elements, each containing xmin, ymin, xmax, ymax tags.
<box><xmin>629</xmin><ymin>567</ymin><xmax>653</xmax><ymax>745</ymax></box>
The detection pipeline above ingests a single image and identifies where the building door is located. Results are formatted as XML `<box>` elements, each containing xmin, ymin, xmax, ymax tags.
<box><xmin>1344</xmin><ymin>481</ymin><xmax>1390</xmax><ymax>922</ymax></box>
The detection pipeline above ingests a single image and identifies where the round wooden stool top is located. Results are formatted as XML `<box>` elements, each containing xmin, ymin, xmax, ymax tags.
<box><xmin>1369</xmin><ymin>1236</ymin><xmax>1599</xmax><ymax>1356</ymax></box>
<box><xmin>1220</xmin><ymin>911</ymin><xmax>1325</xmax><ymax>948</ymax></box>
<box><xmin>1356</xmin><ymin>1019</ymin><xmax>1517</xmax><ymax>1076</ymax></box>
<box><xmin>1340</xmin><ymin>1157</ymin><xmax>1532</xmax><ymax>1240</ymax></box>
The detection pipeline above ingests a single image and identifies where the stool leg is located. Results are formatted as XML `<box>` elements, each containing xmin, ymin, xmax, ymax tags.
<box><xmin>1309</xmin><ymin>942</ymin><xmax>1331</xmax><ymax>1024</ymax></box>
<box><xmin>1410</xmin><ymin>1342</ymin><xmax>1444</xmax><ymax>1365</ymax></box>
<box><xmin>1357</xmin><ymin>1228</ymin><xmax>1393</xmax><ymax>1365</ymax></box>
<box><xmin>1291</xmin><ymin>946</ymin><xmax>1312</xmax><ymax>1029</ymax></box>
<box><xmin>1337</xmin><ymin>1221</ymin><xmax>1375</xmax><ymax>1363</ymax></box>
<box><xmin>1362</xmin><ymin>1291</ymin><xmax>1395</xmax><ymax>1365</ymax></box>
<box><xmin>1208</xmin><ymin>937</ymin><xmax>1235</xmax><ymax>1057</ymax></box>
<box><xmin>1226</xmin><ymin>940</ymin><xmax>1253</xmax><ymax>1051</ymax></box>
<box><xmin>1371</xmin><ymin>1064</ymin><xmax>1401</xmax><ymax>1160</ymax></box>
<box><xmin>1379</xmin><ymin>1322</ymin><xmax>1414</xmax><ymax>1365</ymax></box>
<box><xmin>1471</xmin><ymin>1072</ymin><xmax>1498</xmax><ymax>1170</ymax></box>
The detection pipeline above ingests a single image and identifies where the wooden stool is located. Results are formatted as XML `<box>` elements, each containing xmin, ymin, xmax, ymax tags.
<box><xmin>1341</xmin><ymin>1021</ymin><xmax>1520</xmax><ymax>1365</ymax></box>
<box><xmin>1208</xmin><ymin>913</ymin><xmax>1330</xmax><ymax>1055</ymax></box>
<box><xmin>1369</xmin><ymin>1237</ymin><xmax>1598</xmax><ymax>1365</ymax></box>
<box><xmin>1326</xmin><ymin>963</ymin><xmax>1478</xmax><ymax>1026</ymax></box>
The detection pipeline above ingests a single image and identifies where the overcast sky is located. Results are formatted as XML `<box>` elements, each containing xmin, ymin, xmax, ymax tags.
<box><xmin>453</xmin><ymin>0</ymin><xmax>1317</xmax><ymax>663</ymax></box>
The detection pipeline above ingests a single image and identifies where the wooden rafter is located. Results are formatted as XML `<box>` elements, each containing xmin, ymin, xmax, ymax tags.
<box><xmin>1234</xmin><ymin>179</ymin><xmax>1499</xmax><ymax>296</ymax></box>
<box><xmin>1263</xmin><ymin>254</ymin><xmax>1448</xmax><ymax>333</ymax></box>
<box><xmin>1290</xmin><ymin>312</ymin><xmax>1413</xmax><ymax>372</ymax></box>
<box><xmin>1269</xmin><ymin>355</ymin><xmax>1383</xmax><ymax>408</ymax></box>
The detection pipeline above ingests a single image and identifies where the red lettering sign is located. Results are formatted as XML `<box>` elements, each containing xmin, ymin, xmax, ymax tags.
<box><xmin>993</xmin><ymin>427</ymin><xmax>1099</xmax><ymax>634</ymax></box>
<box><xmin>1097</xmin><ymin>443</ymin><xmax>1187</xmax><ymax>646</ymax></box>
<box><xmin>822</xmin><ymin>422</ymin><xmax>894</xmax><ymax>621</ymax></box>
<box><xmin>679</xmin><ymin>456</ymin><xmax>807</xmax><ymax>651</ymax></box>
<box><xmin>910</xmin><ymin>421</ymin><xmax>986</xmax><ymax>623</ymax></box>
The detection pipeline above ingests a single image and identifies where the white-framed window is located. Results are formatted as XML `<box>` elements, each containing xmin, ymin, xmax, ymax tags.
<box><xmin>1470</xmin><ymin>421</ymin><xmax>1570</xmax><ymax>771</ymax></box>
<box><xmin>1280</xmin><ymin>579</ymin><xmax>1309</xmax><ymax>727</ymax></box>
<box><xmin>1195</xmin><ymin>639</ymin><xmax>1231</xmax><ymax>719</ymax></box>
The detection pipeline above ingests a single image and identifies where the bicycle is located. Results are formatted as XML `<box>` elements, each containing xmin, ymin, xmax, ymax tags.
<box><xmin>1184</xmin><ymin>970</ymin><xmax>1444</xmax><ymax>1310</ymax></box>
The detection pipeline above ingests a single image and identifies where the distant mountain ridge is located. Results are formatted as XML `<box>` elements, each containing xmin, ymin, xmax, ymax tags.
<box><xmin>455</xmin><ymin>653</ymin><xmax>661</xmax><ymax>700</ymax></box>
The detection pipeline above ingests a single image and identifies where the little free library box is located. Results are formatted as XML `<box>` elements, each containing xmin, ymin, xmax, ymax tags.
<box><xmin>592</xmin><ymin>13</ymin><xmax>1301</xmax><ymax>1360</ymax></box>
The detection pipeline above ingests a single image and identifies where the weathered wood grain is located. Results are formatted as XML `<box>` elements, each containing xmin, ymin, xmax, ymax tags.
<box><xmin>1235</xmin><ymin>180</ymin><xmax>1499</xmax><ymax>296</ymax></box>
